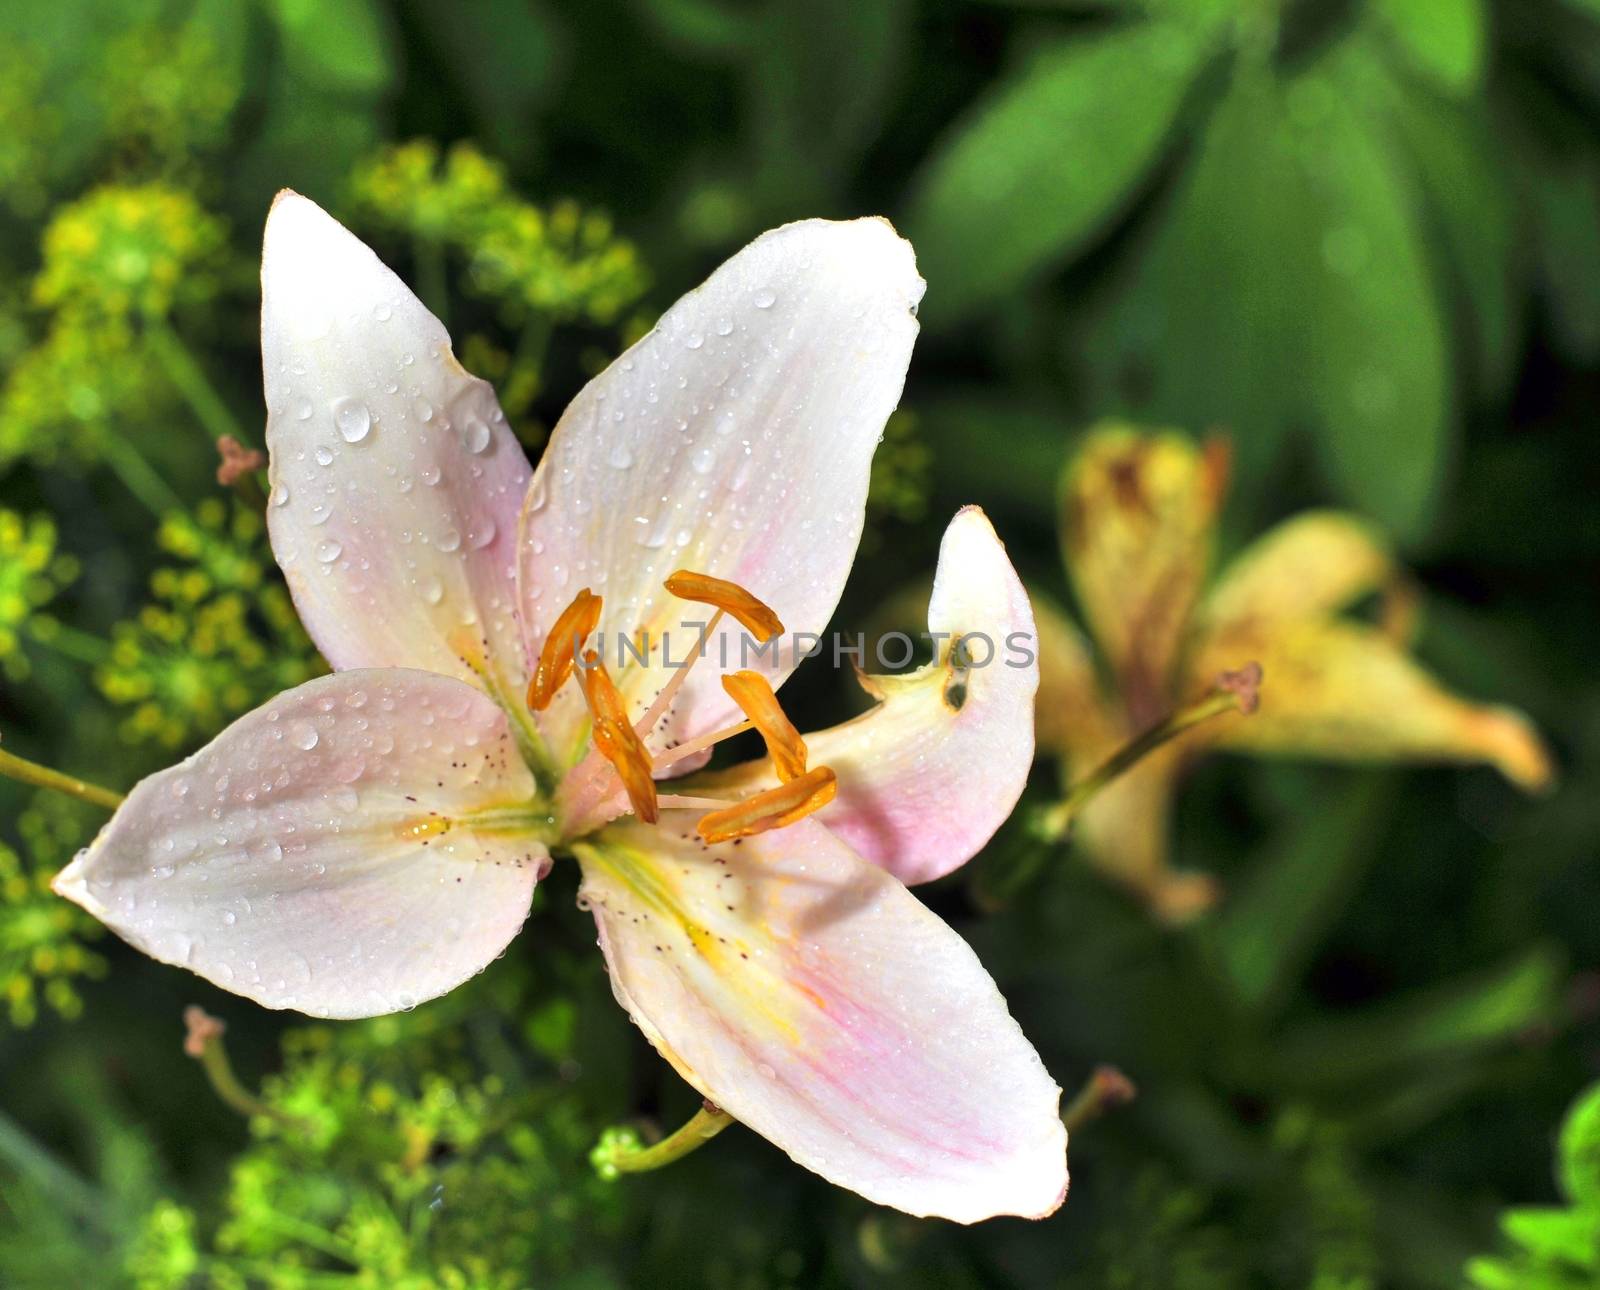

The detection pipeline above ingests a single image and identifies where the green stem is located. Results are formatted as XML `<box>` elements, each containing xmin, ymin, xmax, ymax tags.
<box><xmin>1061</xmin><ymin>1064</ymin><xmax>1136</xmax><ymax>1133</ymax></box>
<box><xmin>0</xmin><ymin>1106</ymin><xmax>110</xmax><ymax>1231</ymax></box>
<box><xmin>98</xmin><ymin>432</ymin><xmax>183</xmax><ymax>516</ymax></box>
<box><xmin>0</xmin><ymin>742</ymin><xmax>123</xmax><ymax>810</ymax></box>
<box><xmin>415</xmin><ymin>236</ymin><xmax>450</xmax><ymax>326</ymax></box>
<box><xmin>1039</xmin><ymin>667</ymin><xmax>1260</xmax><ymax>843</ymax></box>
<box><xmin>593</xmin><ymin>1102</ymin><xmax>734</xmax><ymax>1177</ymax></box>
<box><xmin>147</xmin><ymin>320</ymin><xmax>248</xmax><ymax>447</ymax></box>
<box><xmin>27</xmin><ymin>619</ymin><xmax>110</xmax><ymax>666</ymax></box>
<box><xmin>187</xmin><ymin>1010</ymin><xmax>308</xmax><ymax>1134</ymax></box>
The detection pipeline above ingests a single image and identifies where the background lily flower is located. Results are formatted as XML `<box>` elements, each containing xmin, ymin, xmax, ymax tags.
<box><xmin>1033</xmin><ymin>423</ymin><xmax>1554</xmax><ymax>923</ymax></box>
<box><xmin>50</xmin><ymin>194</ymin><xmax>1065</xmax><ymax>1222</ymax></box>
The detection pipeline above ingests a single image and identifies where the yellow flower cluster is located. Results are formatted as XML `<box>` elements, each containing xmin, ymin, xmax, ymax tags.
<box><xmin>0</xmin><ymin>795</ymin><xmax>106</xmax><ymax>1028</ymax></box>
<box><xmin>0</xmin><ymin>510</ymin><xmax>78</xmax><ymax>681</ymax></box>
<box><xmin>97</xmin><ymin>500</ymin><xmax>324</xmax><ymax>749</ymax></box>
<box><xmin>35</xmin><ymin>183</ymin><xmax>227</xmax><ymax>320</ymax></box>
<box><xmin>348</xmin><ymin>140</ymin><xmax>650</xmax><ymax>326</ymax></box>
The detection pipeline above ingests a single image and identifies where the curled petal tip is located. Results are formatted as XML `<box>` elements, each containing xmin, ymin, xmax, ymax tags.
<box><xmin>1476</xmin><ymin>706</ymin><xmax>1556</xmax><ymax>794</ymax></box>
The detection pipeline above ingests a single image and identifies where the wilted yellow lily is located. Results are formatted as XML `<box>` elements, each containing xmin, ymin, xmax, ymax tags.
<box><xmin>1033</xmin><ymin>424</ymin><xmax>1552</xmax><ymax>923</ymax></box>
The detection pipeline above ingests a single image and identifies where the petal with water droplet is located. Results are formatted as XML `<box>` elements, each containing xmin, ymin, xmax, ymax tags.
<box><xmin>518</xmin><ymin>217</ymin><xmax>925</xmax><ymax>759</ymax></box>
<box><xmin>53</xmin><ymin>670</ymin><xmax>547</xmax><ymax>1019</ymax></box>
<box><xmin>694</xmin><ymin>508</ymin><xmax>1038</xmax><ymax>884</ymax></box>
<box><xmin>575</xmin><ymin>814</ymin><xmax>1066</xmax><ymax>1221</ymax></box>
<box><xmin>262</xmin><ymin>193</ymin><xmax>531</xmax><ymax>703</ymax></box>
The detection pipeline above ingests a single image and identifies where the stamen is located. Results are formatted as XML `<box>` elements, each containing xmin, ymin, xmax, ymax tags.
<box><xmin>528</xmin><ymin>588</ymin><xmax>602</xmax><ymax>711</ymax></box>
<box><xmin>696</xmin><ymin>766</ymin><xmax>836</xmax><ymax>844</ymax></box>
<box><xmin>651</xmin><ymin>719</ymin><xmax>754</xmax><ymax>774</ymax></box>
<box><xmin>663</xmin><ymin>570</ymin><xmax>784</xmax><ymax>641</ymax></box>
<box><xmin>721</xmin><ymin>671</ymin><xmax>807</xmax><ymax>781</ymax></box>
<box><xmin>576</xmin><ymin>649</ymin><xmax>659</xmax><ymax>824</ymax></box>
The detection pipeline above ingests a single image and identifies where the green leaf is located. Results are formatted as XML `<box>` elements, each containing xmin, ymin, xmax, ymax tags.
<box><xmin>1560</xmin><ymin>1082</ymin><xmax>1600</xmax><ymax>1205</ymax></box>
<box><xmin>1373</xmin><ymin>0</ymin><xmax>1487</xmax><ymax>94</ymax></box>
<box><xmin>408</xmin><ymin>0</ymin><xmax>563</xmax><ymax>163</ymax></box>
<box><xmin>905</xmin><ymin>19</ymin><xmax>1213</xmax><ymax>327</ymax></box>
<box><xmin>1298</xmin><ymin>51</ymin><xmax>1451</xmax><ymax>540</ymax></box>
<box><xmin>1206</xmin><ymin>775</ymin><xmax>1393</xmax><ymax>1021</ymax></box>
<box><xmin>262</xmin><ymin>0</ymin><xmax>394</xmax><ymax>95</ymax></box>
<box><xmin>1501</xmin><ymin>1205</ymin><xmax>1600</xmax><ymax>1265</ymax></box>
<box><xmin>1256</xmin><ymin>947</ymin><xmax>1564</xmax><ymax>1091</ymax></box>
<box><xmin>1528</xmin><ymin>155</ymin><xmax>1600</xmax><ymax>362</ymax></box>
<box><xmin>1383</xmin><ymin>83</ymin><xmax>1521</xmax><ymax>398</ymax></box>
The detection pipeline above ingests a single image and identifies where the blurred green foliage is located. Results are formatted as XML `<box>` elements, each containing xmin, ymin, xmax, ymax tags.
<box><xmin>0</xmin><ymin>0</ymin><xmax>1597</xmax><ymax>1287</ymax></box>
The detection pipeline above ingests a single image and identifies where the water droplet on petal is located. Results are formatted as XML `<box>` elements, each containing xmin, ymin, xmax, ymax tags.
<box><xmin>469</xmin><ymin>519</ymin><xmax>496</xmax><ymax>550</ymax></box>
<box><xmin>315</xmin><ymin>539</ymin><xmax>342</xmax><ymax>564</ymax></box>
<box><xmin>463</xmin><ymin>417</ymin><xmax>492</xmax><ymax>454</ymax></box>
<box><xmin>332</xmin><ymin>397</ymin><xmax>372</xmax><ymax>444</ymax></box>
<box><xmin>691</xmin><ymin>445</ymin><xmax>716</xmax><ymax>475</ymax></box>
<box><xmin>421</xmin><ymin>577</ymin><xmax>444</xmax><ymax>605</ymax></box>
<box><xmin>413</xmin><ymin>396</ymin><xmax>434</xmax><ymax>423</ymax></box>
<box><xmin>290</xmin><ymin>721</ymin><xmax>320</xmax><ymax>750</ymax></box>
<box><xmin>314</xmin><ymin>445</ymin><xmax>335</xmax><ymax>467</ymax></box>
<box><xmin>272</xmin><ymin>484</ymin><xmax>290</xmax><ymax>507</ymax></box>
<box><xmin>685</xmin><ymin>332</ymin><xmax>705</xmax><ymax>350</ymax></box>
<box><xmin>753</xmin><ymin>288</ymin><xmax>777</xmax><ymax>309</ymax></box>
<box><xmin>438</xmin><ymin>527</ymin><xmax>462</xmax><ymax>553</ymax></box>
<box><xmin>608</xmin><ymin>443</ymin><xmax>634</xmax><ymax>470</ymax></box>
<box><xmin>374</xmin><ymin>302</ymin><xmax>393</xmax><ymax>322</ymax></box>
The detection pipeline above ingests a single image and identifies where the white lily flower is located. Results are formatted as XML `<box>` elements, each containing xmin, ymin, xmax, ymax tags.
<box><xmin>54</xmin><ymin>193</ymin><xmax>1066</xmax><ymax>1222</ymax></box>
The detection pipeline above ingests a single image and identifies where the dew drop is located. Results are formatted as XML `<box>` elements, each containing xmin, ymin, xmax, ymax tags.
<box><xmin>685</xmin><ymin>332</ymin><xmax>705</xmax><ymax>350</ymax></box>
<box><xmin>314</xmin><ymin>445</ymin><xmax>335</xmax><ymax>466</ymax></box>
<box><xmin>691</xmin><ymin>445</ymin><xmax>716</xmax><ymax>475</ymax></box>
<box><xmin>753</xmin><ymin>288</ymin><xmax>776</xmax><ymax>309</ymax></box>
<box><xmin>421</xmin><ymin>577</ymin><xmax>444</xmax><ymax>605</ymax></box>
<box><xmin>294</xmin><ymin>398</ymin><xmax>314</xmax><ymax>421</ymax></box>
<box><xmin>290</xmin><ymin>721</ymin><xmax>320</xmax><ymax>750</ymax></box>
<box><xmin>413</xmin><ymin>396</ymin><xmax>434</xmax><ymax>423</ymax></box>
<box><xmin>437</xmin><ymin>527</ymin><xmax>462</xmax><ymax>553</ymax></box>
<box><xmin>463</xmin><ymin>417</ymin><xmax>492</xmax><ymax>454</ymax></box>
<box><xmin>272</xmin><ymin>484</ymin><xmax>290</xmax><ymax>508</ymax></box>
<box><xmin>715</xmin><ymin>316</ymin><xmax>733</xmax><ymax>337</ymax></box>
<box><xmin>374</xmin><ymin>302</ymin><xmax>393</xmax><ymax>322</ymax></box>
<box><xmin>315</xmin><ymin>539</ymin><xmax>342</xmax><ymax>564</ymax></box>
<box><xmin>332</xmin><ymin>397</ymin><xmax>372</xmax><ymax>444</ymax></box>
<box><xmin>469</xmin><ymin>519</ymin><xmax>497</xmax><ymax>550</ymax></box>
<box><xmin>608</xmin><ymin>443</ymin><xmax>634</xmax><ymax>470</ymax></box>
<box><xmin>421</xmin><ymin>464</ymin><xmax>442</xmax><ymax>487</ymax></box>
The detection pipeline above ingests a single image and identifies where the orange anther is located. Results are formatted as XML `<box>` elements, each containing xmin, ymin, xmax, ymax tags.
<box><xmin>721</xmin><ymin>670</ymin><xmax>807</xmax><ymax>782</ymax></box>
<box><xmin>527</xmin><ymin>588</ymin><xmax>602</xmax><ymax>711</ymax></box>
<box><xmin>576</xmin><ymin>649</ymin><xmax>659</xmax><ymax>824</ymax></box>
<box><xmin>663</xmin><ymin>570</ymin><xmax>783</xmax><ymax>641</ymax></box>
<box><xmin>696</xmin><ymin>765</ymin><xmax>837</xmax><ymax>844</ymax></box>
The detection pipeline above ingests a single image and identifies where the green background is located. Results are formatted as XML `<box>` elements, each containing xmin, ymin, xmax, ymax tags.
<box><xmin>2</xmin><ymin>0</ymin><xmax>1599</xmax><ymax>1286</ymax></box>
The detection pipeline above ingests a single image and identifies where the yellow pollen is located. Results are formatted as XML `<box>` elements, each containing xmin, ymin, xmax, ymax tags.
<box><xmin>528</xmin><ymin>588</ymin><xmax>602</xmax><ymax>711</ymax></box>
<box><xmin>697</xmin><ymin>765</ymin><xmax>837</xmax><ymax>844</ymax></box>
<box><xmin>397</xmin><ymin>816</ymin><xmax>451</xmax><ymax>842</ymax></box>
<box><xmin>721</xmin><ymin>670</ymin><xmax>807</xmax><ymax>781</ymax></box>
<box><xmin>663</xmin><ymin>570</ymin><xmax>784</xmax><ymax>641</ymax></box>
<box><xmin>577</xmin><ymin>649</ymin><xmax>659</xmax><ymax>824</ymax></box>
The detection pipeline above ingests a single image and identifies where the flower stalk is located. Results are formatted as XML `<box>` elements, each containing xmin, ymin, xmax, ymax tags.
<box><xmin>0</xmin><ymin>736</ymin><xmax>123</xmax><ymax>811</ymax></box>
<box><xmin>183</xmin><ymin>1006</ymin><xmax>309</xmax><ymax>1132</ymax></box>
<box><xmin>1038</xmin><ymin>663</ymin><xmax>1262</xmax><ymax>844</ymax></box>
<box><xmin>590</xmin><ymin>1101</ymin><xmax>735</xmax><ymax>1179</ymax></box>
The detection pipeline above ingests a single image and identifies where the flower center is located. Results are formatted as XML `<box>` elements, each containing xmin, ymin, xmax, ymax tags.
<box><xmin>536</xmin><ymin>572</ymin><xmax>837</xmax><ymax>842</ymax></box>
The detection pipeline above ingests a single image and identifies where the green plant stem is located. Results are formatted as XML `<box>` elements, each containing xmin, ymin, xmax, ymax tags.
<box><xmin>606</xmin><ymin>1103</ymin><xmax>734</xmax><ymax>1174</ymax></box>
<box><xmin>190</xmin><ymin>1030</ymin><xmax>308</xmax><ymax>1133</ymax></box>
<box><xmin>0</xmin><ymin>1107</ymin><xmax>110</xmax><ymax>1232</ymax></box>
<box><xmin>1039</xmin><ymin>687</ymin><xmax>1251</xmax><ymax>843</ymax></box>
<box><xmin>27</xmin><ymin>619</ymin><xmax>110</xmax><ymax>665</ymax></box>
<box><xmin>0</xmin><ymin>742</ymin><xmax>123</xmax><ymax>810</ymax></box>
<box><xmin>415</xmin><ymin>236</ymin><xmax>450</xmax><ymax>325</ymax></box>
<box><xmin>147</xmin><ymin>320</ymin><xmax>248</xmax><ymax>447</ymax></box>
<box><xmin>98</xmin><ymin>432</ymin><xmax>183</xmax><ymax>515</ymax></box>
<box><xmin>1061</xmin><ymin>1064</ymin><xmax>1136</xmax><ymax>1133</ymax></box>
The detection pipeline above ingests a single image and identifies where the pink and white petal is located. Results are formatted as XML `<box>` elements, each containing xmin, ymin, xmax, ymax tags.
<box><xmin>695</xmin><ymin>507</ymin><xmax>1037</xmax><ymax>885</ymax></box>
<box><xmin>575</xmin><ymin>815</ymin><xmax>1066</xmax><ymax>1222</ymax></box>
<box><xmin>520</xmin><ymin>217</ymin><xmax>924</xmax><ymax>763</ymax></box>
<box><xmin>262</xmin><ymin>192</ymin><xmax>531</xmax><ymax>704</ymax></box>
<box><xmin>52</xmin><ymin>670</ymin><xmax>546</xmax><ymax>1019</ymax></box>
